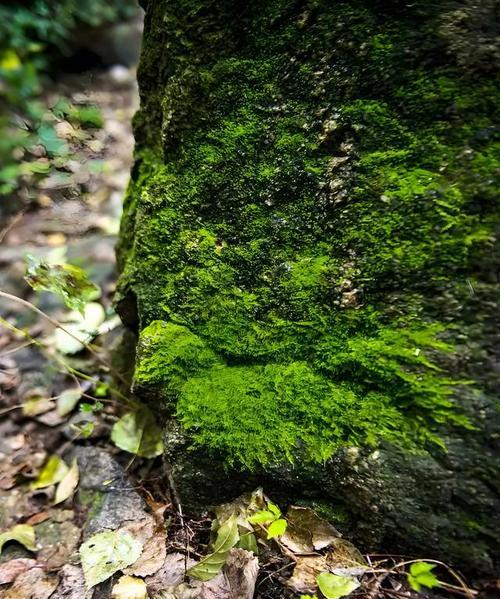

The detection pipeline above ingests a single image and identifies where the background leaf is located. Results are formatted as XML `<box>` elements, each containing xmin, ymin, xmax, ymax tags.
<box><xmin>188</xmin><ymin>515</ymin><xmax>240</xmax><ymax>581</ymax></box>
<box><xmin>111</xmin><ymin>574</ymin><xmax>148</xmax><ymax>599</ymax></box>
<box><xmin>54</xmin><ymin>458</ymin><xmax>79</xmax><ymax>504</ymax></box>
<box><xmin>56</xmin><ymin>388</ymin><xmax>81</xmax><ymax>416</ymax></box>
<box><xmin>80</xmin><ymin>530</ymin><xmax>143</xmax><ymax>589</ymax></box>
<box><xmin>316</xmin><ymin>572</ymin><xmax>360</xmax><ymax>599</ymax></box>
<box><xmin>111</xmin><ymin>406</ymin><xmax>163</xmax><ymax>458</ymax></box>
<box><xmin>54</xmin><ymin>302</ymin><xmax>106</xmax><ymax>354</ymax></box>
<box><xmin>0</xmin><ymin>525</ymin><xmax>36</xmax><ymax>554</ymax></box>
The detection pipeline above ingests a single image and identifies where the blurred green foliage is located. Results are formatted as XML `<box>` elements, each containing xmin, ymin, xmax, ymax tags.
<box><xmin>0</xmin><ymin>0</ymin><xmax>136</xmax><ymax>197</ymax></box>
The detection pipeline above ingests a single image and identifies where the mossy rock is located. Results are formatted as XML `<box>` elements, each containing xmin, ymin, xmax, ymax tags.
<box><xmin>117</xmin><ymin>0</ymin><xmax>500</xmax><ymax>575</ymax></box>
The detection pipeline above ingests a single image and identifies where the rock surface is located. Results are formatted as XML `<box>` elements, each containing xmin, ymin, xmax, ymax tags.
<box><xmin>117</xmin><ymin>0</ymin><xmax>500</xmax><ymax>575</ymax></box>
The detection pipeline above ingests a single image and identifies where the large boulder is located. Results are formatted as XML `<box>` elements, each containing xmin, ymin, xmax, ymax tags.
<box><xmin>116</xmin><ymin>0</ymin><xmax>500</xmax><ymax>575</ymax></box>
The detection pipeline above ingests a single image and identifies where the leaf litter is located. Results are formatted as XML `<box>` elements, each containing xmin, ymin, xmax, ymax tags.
<box><xmin>80</xmin><ymin>530</ymin><xmax>143</xmax><ymax>588</ymax></box>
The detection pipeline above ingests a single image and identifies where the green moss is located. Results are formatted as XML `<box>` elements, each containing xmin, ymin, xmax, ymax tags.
<box><xmin>120</xmin><ymin>0</ymin><xmax>499</xmax><ymax>469</ymax></box>
<box><xmin>176</xmin><ymin>358</ymin><xmax>438</xmax><ymax>468</ymax></box>
<box><xmin>134</xmin><ymin>321</ymin><xmax>220</xmax><ymax>406</ymax></box>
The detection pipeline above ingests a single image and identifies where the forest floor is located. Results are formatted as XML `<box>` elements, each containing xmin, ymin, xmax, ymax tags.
<box><xmin>0</xmin><ymin>56</ymin><xmax>487</xmax><ymax>599</ymax></box>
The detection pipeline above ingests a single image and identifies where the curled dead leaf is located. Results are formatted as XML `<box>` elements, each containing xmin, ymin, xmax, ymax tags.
<box><xmin>286</xmin><ymin>555</ymin><xmax>329</xmax><ymax>594</ymax></box>
<box><xmin>281</xmin><ymin>506</ymin><xmax>340</xmax><ymax>554</ymax></box>
<box><xmin>122</xmin><ymin>517</ymin><xmax>166</xmax><ymax>577</ymax></box>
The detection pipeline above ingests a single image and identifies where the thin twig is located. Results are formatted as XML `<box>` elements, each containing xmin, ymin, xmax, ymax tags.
<box><xmin>0</xmin><ymin>315</ymin><xmax>134</xmax><ymax>407</ymax></box>
<box><xmin>0</xmin><ymin>339</ymin><xmax>34</xmax><ymax>357</ymax></box>
<box><xmin>0</xmin><ymin>209</ymin><xmax>25</xmax><ymax>243</ymax></box>
<box><xmin>0</xmin><ymin>405</ymin><xmax>23</xmax><ymax>416</ymax></box>
<box><xmin>162</xmin><ymin>456</ymin><xmax>188</xmax><ymax>571</ymax></box>
<box><xmin>0</xmin><ymin>289</ymin><xmax>129</xmax><ymax>386</ymax></box>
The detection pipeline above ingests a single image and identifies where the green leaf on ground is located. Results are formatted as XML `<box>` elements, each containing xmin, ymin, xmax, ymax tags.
<box><xmin>25</xmin><ymin>255</ymin><xmax>99</xmax><ymax>313</ymax></box>
<box><xmin>111</xmin><ymin>406</ymin><xmax>164</xmax><ymax>458</ymax></box>
<box><xmin>248</xmin><ymin>510</ymin><xmax>276</xmax><ymax>524</ymax></box>
<box><xmin>237</xmin><ymin>531</ymin><xmax>258</xmax><ymax>554</ymax></box>
<box><xmin>407</xmin><ymin>562</ymin><xmax>440</xmax><ymax>592</ymax></box>
<box><xmin>267</xmin><ymin>518</ymin><xmax>287</xmax><ymax>539</ymax></box>
<box><xmin>31</xmin><ymin>455</ymin><xmax>69</xmax><ymax>490</ymax></box>
<box><xmin>188</xmin><ymin>515</ymin><xmax>240</xmax><ymax>581</ymax></box>
<box><xmin>80</xmin><ymin>530</ymin><xmax>143</xmax><ymax>589</ymax></box>
<box><xmin>36</xmin><ymin>122</ymin><xmax>68</xmax><ymax>156</ymax></box>
<box><xmin>0</xmin><ymin>525</ymin><xmax>36</xmax><ymax>554</ymax></box>
<box><xmin>316</xmin><ymin>572</ymin><xmax>360</xmax><ymax>599</ymax></box>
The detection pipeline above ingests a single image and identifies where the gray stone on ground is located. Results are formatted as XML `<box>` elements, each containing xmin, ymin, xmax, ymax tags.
<box><xmin>72</xmin><ymin>446</ymin><xmax>148</xmax><ymax>539</ymax></box>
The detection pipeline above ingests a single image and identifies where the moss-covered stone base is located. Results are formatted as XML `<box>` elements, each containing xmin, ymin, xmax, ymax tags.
<box><xmin>117</xmin><ymin>0</ymin><xmax>500</xmax><ymax>574</ymax></box>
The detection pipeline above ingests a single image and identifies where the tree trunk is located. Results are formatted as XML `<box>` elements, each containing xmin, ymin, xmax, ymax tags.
<box><xmin>117</xmin><ymin>0</ymin><xmax>500</xmax><ymax>576</ymax></box>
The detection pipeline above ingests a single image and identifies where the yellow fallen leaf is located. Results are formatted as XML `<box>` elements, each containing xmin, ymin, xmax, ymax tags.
<box><xmin>31</xmin><ymin>455</ymin><xmax>69</xmax><ymax>490</ymax></box>
<box><xmin>111</xmin><ymin>575</ymin><xmax>148</xmax><ymax>599</ymax></box>
<box><xmin>54</xmin><ymin>459</ymin><xmax>79</xmax><ymax>504</ymax></box>
<box><xmin>0</xmin><ymin>524</ymin><xmax>36</xmax><ymax>554</ymax></box>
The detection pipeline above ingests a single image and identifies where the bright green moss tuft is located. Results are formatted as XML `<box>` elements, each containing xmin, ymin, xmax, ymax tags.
<box><xmin>134</xmin><ymin>321</ymin><xmax>221</xmax><ymax>406</ymax></box>
<box><xmin>135</xmin><ymin>319</ymin><xmax>467</xmax><ymax>466</ymax></box>
<box><xmin>175</xmin><ymin>361</ymin><xmax>412</xmax><ymax>468</ymax></box>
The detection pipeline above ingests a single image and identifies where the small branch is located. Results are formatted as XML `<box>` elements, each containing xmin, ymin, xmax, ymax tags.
<box><xmin>388</xmin><ymin>559</ymin><xmax>476</xmax><ymax>599</ymax></box>
<box><xmin>0</xmin><ymin>339</ymin><xmax>35</xmax><ymax>357</ymax></box>
<box><xmin>162</xmin><ymin>456</ymin><xmax>188</xmax><ymax>571</ymax></box>
<box><xmin>0</xmin><ymin>289</ymin><xmax>129</xmax><ymax>386</ymax></box>
<box><xmin>0</xmin><ymin>315</ymin><xmax>134</xmax><ymax>407</ymax></box>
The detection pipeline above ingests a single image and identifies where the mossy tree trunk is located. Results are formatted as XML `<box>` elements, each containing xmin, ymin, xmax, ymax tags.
<box><xmin>117</xmin><ymin>0</ymin><xmax>500</xmax><ymax>575</ymax></box>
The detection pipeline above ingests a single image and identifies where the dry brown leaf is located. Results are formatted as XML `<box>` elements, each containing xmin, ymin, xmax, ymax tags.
<box><xmin>285</xmin><ymin>555</ymin><xmax>329</xmax><ymax>594</ymax></box>
<box><xmin>329</xmin><ymin>538</ymin><xmax>369</xmax><ymax>576</ymax></box>
<box><xmin>122</xmin><ymin>517</ymin><xmax>166</xmax><ymax>577</ymax></box>
<box><xmin>144</xmin><ymin>552</ymin><xmax>196</xmax><ymax>595</ymax></box>
<box><xmin>153</xmin><ymin>549</ymin><xmax>258</xmax><ymax>599</ymax></box>
<box><xmin>224</xmin><ymin>548</ymin><xmax>259</xmax><ymax>599</ymax></box>
<box><xmin>2</xmin><ymin>567</ymin><xmax>58</xmax><ymax>599</ymax></box>
<box><xmin>285</xmin><ymin>537</ymin><xmax>368</xmax><ymax>594</ymax></box>
<box><xmin>35</xmin><ymin>512</ymin><xmax>81</xmax><ymax>570</ymax></box>
<box><xmin>49</xmin><ymin>564</ymin><xmax>86</xmax><ymax>599</ymax></box>
<box><xmin>281</xmin><ymin>506</ymin><xmax>340</xmax><ymax>554</ymax></box>
<box><xmin>0</xmin><ymin>558</ymin><xmax>37</xmax><ymax>584</ymax></box>
<box><xmin>25</xmin><ymin>511</ymin><xmax>50</xmax><ymax>526</ymax></box>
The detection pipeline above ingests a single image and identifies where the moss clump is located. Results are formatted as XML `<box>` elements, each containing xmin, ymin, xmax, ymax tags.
<box><xmin>177</xmin><ymin>361</ymin><xmax>427</xmax><ymax>469</ymax></box>
<box><xmin>120</xmin><ymin>0</ymin><xmax>499</xmax><ymax>470</ymax></box>
<box><xmin>134</xmin><ymin>319</ymin><xmax>468</xmax><ymax>467</ymax></box>
<box><xmin>134</xmin><ymin>321</ymin><xmax>220</xmax><ymax>406</ymax></box>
